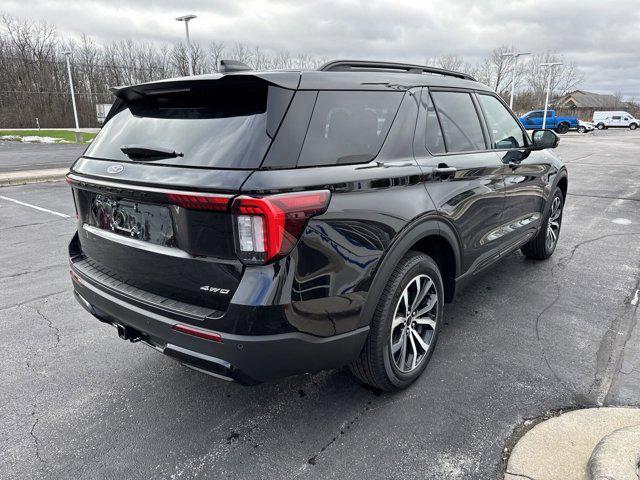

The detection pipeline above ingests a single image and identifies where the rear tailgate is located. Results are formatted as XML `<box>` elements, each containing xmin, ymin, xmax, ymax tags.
<box><xmin>68</xmin><ymin>74</ymin><xmax>298</xmax><ymax>312</ymax></box>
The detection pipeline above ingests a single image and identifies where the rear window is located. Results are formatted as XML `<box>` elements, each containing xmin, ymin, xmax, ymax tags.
<box><xmin>85</xmin><ymin>79</ymin><xmax>293</xmax><ymax>169</ymax></box>
<box><xmin>297</xmin><ymin>91</ymin><xmax>403</xmax><ymax>166</ymax></box>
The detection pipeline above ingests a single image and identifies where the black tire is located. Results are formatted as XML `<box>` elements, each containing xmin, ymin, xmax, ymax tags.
<box><xmin>577</xmin><ymin>126</ymin><xmax>586</xmax><ymax>133</ymax></box>
<box><xmin>349</xmin><ymin>251</ymin><xmax>443</xmax><ymax>391</ymax></box>
<box><xmin>630</xmin><ymin>123</ymin><xmax>638</xmax><ymax>130</ymax></box>
<box><xmin>556</xmin><ymin>123</ymin><xmax>570</xmax><ymax>134</ymax></box>
<box><xmin>521</xmin><ymin>187</ymin><xmax>564</xmax><ymax>260</ymax></box>
<box><xmin>596</xmin><ymin>123</ymin><xmax>605</xmax><ymax>130</ymax></box>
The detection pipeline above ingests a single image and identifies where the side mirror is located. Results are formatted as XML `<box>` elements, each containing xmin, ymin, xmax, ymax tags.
<box><xmin>531</xmin><ymin>129</ymin><xmax>560</xmax><ymax>150</ymax></box>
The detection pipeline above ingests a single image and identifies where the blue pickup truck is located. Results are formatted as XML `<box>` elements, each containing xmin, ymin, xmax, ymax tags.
<box><xmin>519</xmin><ymin>110</ymin><xmax>579</xmax><ymax>134</ymax></box>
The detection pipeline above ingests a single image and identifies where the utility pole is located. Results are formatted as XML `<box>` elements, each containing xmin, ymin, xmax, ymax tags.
<box><xmin>176</xmin><ymin>14</ymin><xmax>197</xmax><ymax>76</ymax></box>
<box><xmin>540</xmin><ymin>62</ymin><xmax>563</xmax><ymax>129</ymax></box>
<box><xmin>502</xmin><ymin>51</ymin><xmax>530</xmax><ymax>110</ymax></box>
<box><xmin>63</xmin><ymin>51</ymin><xmax>82</xmax><ymax>142</ymax></box>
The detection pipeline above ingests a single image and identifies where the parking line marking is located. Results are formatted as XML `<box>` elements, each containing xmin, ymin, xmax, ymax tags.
<box><xmin>632</xmin><ymin>289</ymin><xmax>639</xmax><ymax>306</ymax></box>
<box><xmin>0</xmin><ymin>195</ymin><xmax>70</xmax><ymax>218</ymax></box>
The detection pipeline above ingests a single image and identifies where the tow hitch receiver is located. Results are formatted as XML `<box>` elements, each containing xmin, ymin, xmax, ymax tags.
<box><xmin>117</xmin><ymin>324</ymin><xmax>144</xmax><ymax>342</ymax></box>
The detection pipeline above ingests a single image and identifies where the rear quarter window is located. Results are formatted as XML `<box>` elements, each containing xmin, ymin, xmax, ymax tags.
<box><xmin>297</xmin><ymin>91</ymin><xmax>403</xmax><ymax>167</ymax></box>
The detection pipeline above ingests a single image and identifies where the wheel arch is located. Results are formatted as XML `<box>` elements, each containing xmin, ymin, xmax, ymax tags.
<box><xmin>556</xmin><ymin>173</ymin><xmax>568</xmax><ymax>201</ymax></box>
<box><xmin>357</xmin><ymin>216</ymin><xmax>462</xmax><ymax>328</ymax></box>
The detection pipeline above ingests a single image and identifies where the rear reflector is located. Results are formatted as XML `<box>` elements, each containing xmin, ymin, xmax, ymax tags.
<box><xmin>231</xmin><ymin>190</ymin><xmax>331</xmax><ymax>264</ymax></box>
<box><xmin>165</xmin><ymin>193</ymin><xmax>231</xmax><ymax>212</ymax></box>
<box><xmin>172</xmin><ymin>324</ymin><xmax>223</xmax><ymax>343</ymax></box>
<box><xmin>69</xmin><ymin>270</ymin><xmax>82</xmax><ymax>284</ymax></box>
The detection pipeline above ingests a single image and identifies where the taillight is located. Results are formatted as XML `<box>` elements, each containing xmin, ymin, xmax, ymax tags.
<box><xmin>231</xmin><ymin>190</ymin><xmax>331</xmax><ymax>264</ymax></box>
<box><xmin>165</xmin><ymin>192</ymin><xmax>231</xmax><ymax>211</ymax></box>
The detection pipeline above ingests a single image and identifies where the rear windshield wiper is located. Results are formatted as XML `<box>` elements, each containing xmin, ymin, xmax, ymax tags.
<box><xmin>120</xmin><ymin>144</ymin><xmax>184</xmax><ymax>161</ymax></box>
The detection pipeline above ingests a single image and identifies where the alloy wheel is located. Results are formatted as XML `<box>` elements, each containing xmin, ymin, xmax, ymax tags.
<box><xmin>546</xmin><ymin>196</ymin><xmax>562</xmax><ymax>251</ymax></box>
<box><xmin>389</xmin><ymin>274</ymin><xmax>438</xmax><ymax>373</ymax></box>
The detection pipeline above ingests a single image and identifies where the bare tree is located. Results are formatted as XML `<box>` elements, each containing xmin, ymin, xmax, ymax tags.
<box><xmin>524</xmin><ymin>52</ymin><xmax>584</xmax><ymax>105</ymax></box>
<box><xmin>428</xmin><ymin>54</ymin><xmax>465</xmax><ymax>71</ymax></box>
<box><xmin>208</xmin><ymin>40</ymin><xmax>225</xmax><ymax>71</ymax></box>
<box><xmin>0</xmin><ymin>11</ymin><xmax>591</xmax><ymax>128</ymax></box>
<box><xmin>231</xmin><ymin>42</ymin><xmax>252</xmax><ymax>64</ymax></box>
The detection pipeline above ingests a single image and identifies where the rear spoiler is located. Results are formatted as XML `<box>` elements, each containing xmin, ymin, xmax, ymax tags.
<box><xmin>104</xmin><ymin>72</ymin><xmax>301</xmax><ymax>125</ymax></box>
<box><xmin>109</xmin><ymin>72</ymin><xmax>301</xmax><ymax>103</ymax></box>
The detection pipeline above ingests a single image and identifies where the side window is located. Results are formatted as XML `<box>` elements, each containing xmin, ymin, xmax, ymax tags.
<box><xmin>431</xmin><ymin>91</ymin><xmax>486</xmax><ymax>152</ymax></box>
<box><xmin>423</xmin><ymin>91</ymin><xmax>446</xmax><ymax>154</ymax></box>
<box><xmin>297</xmin><ymin>91</ymin><xmax>403</xmax><ymax>166</ymax></box>
<box><xmin>477</xmin><ymin>94</ymin><xmax>526</xmax><ymax>149</ymax></box>
<box><xmin>529</xmin><ymin>112</ymin><xmax>542</xmax><ymax>119</ymax></box>
<box><xmin>613</xmin><ymin>115</ymin><xmax>621</xmax><ymax>120</ymax></box>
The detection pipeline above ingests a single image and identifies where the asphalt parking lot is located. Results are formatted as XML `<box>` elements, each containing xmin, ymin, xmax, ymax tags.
<box><xmin>1</xmin><ymin>130</ymin><xmax>639</xmax><ymax>479</ymax></box>
<box><xmin>0</xmin><ymin>142</ymin><xmax>87</xmax><ymax>173</ymax></box>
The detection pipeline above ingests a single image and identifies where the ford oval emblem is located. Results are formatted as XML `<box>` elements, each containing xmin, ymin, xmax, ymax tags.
<box><xmin>107</xmin><ymin>164</ymin><xmax>124</xmax><ymax>174</ymax></box>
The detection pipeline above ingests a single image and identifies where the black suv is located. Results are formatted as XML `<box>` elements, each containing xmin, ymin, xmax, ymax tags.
<box><xmin>68</xmin><ymin>60</ymin><xmax>567</xmax><ymax>391</ymax></box>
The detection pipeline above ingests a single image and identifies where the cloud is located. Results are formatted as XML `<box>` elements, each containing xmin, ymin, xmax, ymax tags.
<box><xmin>3</xmin><ymin>0</ymin><xmax>639</xmax><ymax>97</ymax></box>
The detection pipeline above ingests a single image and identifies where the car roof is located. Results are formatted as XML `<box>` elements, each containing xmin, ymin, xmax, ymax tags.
<box><xmin>297</xmin><ymin>70</ymin><xmax>491</xmax><ymax>91</ymax></box>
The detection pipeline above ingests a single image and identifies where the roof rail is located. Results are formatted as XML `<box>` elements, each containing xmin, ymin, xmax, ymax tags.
<box><xmin>318</xmin><ymin>60</ymin><xmax>476</xmax><ymax>81</ymax></box>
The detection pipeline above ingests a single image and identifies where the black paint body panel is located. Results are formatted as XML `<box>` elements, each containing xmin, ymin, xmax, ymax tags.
<box><xmin>68</xmin><ymin>68</ymin><xmax>567</xmax><ymax>382</ymax></box>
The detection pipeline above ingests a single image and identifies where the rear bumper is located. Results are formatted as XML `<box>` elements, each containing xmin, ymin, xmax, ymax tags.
<box><xmin>71</xmin><ymin>272</ymin><xmax>369</xmax><ymax>384</ymax></box>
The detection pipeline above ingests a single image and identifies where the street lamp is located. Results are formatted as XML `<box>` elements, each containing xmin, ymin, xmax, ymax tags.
<box><xmin>540</xmin><ymin>62</ymin><xmax>563</xmax><ymax>129</ymax></box>
<box><xmin>176</xmin><ymin>14</ymin><xmax>197</xmax><ymax>76</ymax></box>
<box><xmin>502</xmin><ymin>51</ymin><xmax>530</xmax><ymax>110</ymax></box>
<box><xmin>63</xmin><ymin>51</ymin><xmax>81</xmax><ymax>142</ymax></box>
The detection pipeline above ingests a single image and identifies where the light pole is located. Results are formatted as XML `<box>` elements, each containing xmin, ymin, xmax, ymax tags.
<box><xmin>176</xmin><ymin>14</ymin><xmax>197</xmax><ymax>76</ymax></box>
<box><xmin>502</xmin><ymin>51</ymin><xmax>530</xmax><ymax>110</ymax></box>
<box><xmin>540</xmin><ymin>62</ymin><xmax>563</xmax><ymax>129</ymax></box>
<box><xmin>63</xmin><ymin>51</ymin><xmax>81</xmax><ymax>142</ymax></box>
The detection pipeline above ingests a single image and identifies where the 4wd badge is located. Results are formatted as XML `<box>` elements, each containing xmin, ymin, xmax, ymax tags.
<box><xmin>200</xmin><ymin>286</ymin><xmax>230</xmax><ymax>295</ymax></box>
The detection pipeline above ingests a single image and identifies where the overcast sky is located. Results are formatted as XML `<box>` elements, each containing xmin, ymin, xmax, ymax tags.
<box><xmin>3</xmin><ymin>0</ymin><xmax>640</xmax><ymax>98</ymax></box>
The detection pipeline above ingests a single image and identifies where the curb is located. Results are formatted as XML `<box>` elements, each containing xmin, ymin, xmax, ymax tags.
<box><xmin>588</xmin><ymin>424</ymin><xmax>640</xmax><ymax>480</ymax></box>
<box><xmin>0</xmin><ymin>168</ymin><xmax>68</xmax><ymax>187</ymax></box>
<box><xmin>504</xmin><ymin>407</ymin><xmax>640</xmax><ymax>480</ymax></box>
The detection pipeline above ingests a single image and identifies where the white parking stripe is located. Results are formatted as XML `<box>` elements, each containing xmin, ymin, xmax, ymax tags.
<box><xmin>0</xmin><ymin>195</ymin><xmax>70</xmax><ymax>218</ymax></box>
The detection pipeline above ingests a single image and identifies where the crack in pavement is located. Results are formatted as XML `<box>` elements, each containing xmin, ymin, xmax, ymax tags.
<box><xmin>534</xmin><ymin>232</ymin><xmax>640</xmax><ymax>398</ymax></box>
<box><xmin>505</xmin><ymin>471</ymin><xmax>537</xmax><ymax>480</ymax></box>
<box><xmin>0</xmin><ymin>290</ymin><xmax>67</xmax><ymax>312</ymax></box>
<box><xmin>597</xmin><ymin>266</ymin><xmax>640</xmax><ymax>405</ymax></box>
<box><xmin>567</xmin><ymin>192</ymin><xmax>640</xmax><ymax>203</ymax></box>
<box><xmin>2</xmin><ymin>263</ymin><xmax>68</xmax><ymax>280</ymax></box>
<box><xmin>0</xmin><ymin>221</ymin><xmax>49</xmax><ymax>231</ymax></box>
<box><xmin>19</xmin><ymin>303</ymin><xmax>62</xmax><ymax>470</ymax></box>
<box><xmin>304</xmin><ymin>398</ymin><xmax>376</xmax><ymax>468</ymax></box>
<box><xmin>563</xmin><ymin>153</ymin><xmax>594</xmax><ymax>163</ymax></box>
<box><xmin>30</xmin><ymin>305</ymin><xmax>61</xmax><ymax>347</ymax></box>
<box><xmin>29</xmin><ymin>404</ymin><xmax>45</xmax><ymax>466</ymax></box>
<box><xmin>619</xmin><ymin>365</ymin><xmax>640</xmax><ymax>376</ymax></box>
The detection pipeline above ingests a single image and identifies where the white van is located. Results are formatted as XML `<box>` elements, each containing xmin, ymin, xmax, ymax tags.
<box><xmin>593</xmin><ymin>111</ymin><xmax>638</xmax><ymax>130</ymax></box>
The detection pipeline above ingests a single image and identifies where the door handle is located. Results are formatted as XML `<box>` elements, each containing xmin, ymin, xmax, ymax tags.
<box><xmin>376</xmin><ymin>160</ymin><xmax>415</xmax><ymax>168</ymax></box>
<box><xmin>355</xmin><ymin>160</ymin><xmax>415</xmax><ymax>170</ymax></box>
<box><xmin>433</xmin><ymin>165</ymin><xmax>457</xmax><ymax>178</ymax></box>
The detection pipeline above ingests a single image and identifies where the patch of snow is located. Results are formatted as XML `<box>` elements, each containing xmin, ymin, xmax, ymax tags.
<box><xmin>0</xmin><ymin>135</ymin><xmax>71</xmax><ymax>143</ymax></box>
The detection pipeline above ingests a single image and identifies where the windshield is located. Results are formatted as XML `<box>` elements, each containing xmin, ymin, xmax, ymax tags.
<box><xmin>85</xmin><ymin>79</ymin><xmax>293</xmax><ymax>169</ymax></box>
